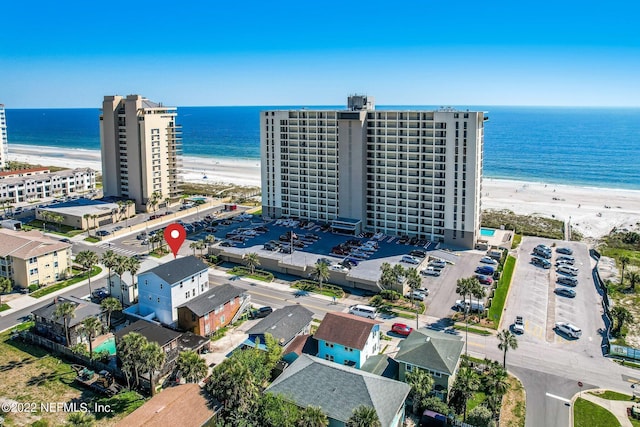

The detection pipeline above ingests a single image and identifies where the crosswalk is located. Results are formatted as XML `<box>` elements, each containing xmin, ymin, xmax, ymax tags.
<box><xmin>96</xmin><ymin>243</ymin><xmax>140</xmax><ymax>257</ymax></box>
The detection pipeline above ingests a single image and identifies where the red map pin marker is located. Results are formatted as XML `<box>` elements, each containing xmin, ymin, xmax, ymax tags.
<box><xmin>164</xmin><ymin>223</ymin><xmax>186</xmax><ymax>259</ymax></box>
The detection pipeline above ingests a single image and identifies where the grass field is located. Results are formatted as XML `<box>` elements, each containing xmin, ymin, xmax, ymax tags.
<box><xmin>453</xmin><ymin>324</ymin><xmax>493</xmax><ymax>336</ymax></box>
<box><xmin>488</xmin><ymin>255</ymin><xmax>516</xmax><ymax>328</ymax></box>
<box><xmin>589</xmin><ymin>390</ymin><xmax>634</xmax><ymax>401</ymax></box>
<box><xmin>573</xmin><ymin>397</ymin><xmax>619</xmax><ymax>427</ymax></box>
<box><xmin>500</xmin><ymin>375</ymin><xmax>526</xmax><ymax>427</ymax></box>
<box><xmin>30</xmin><ymin>266</ymin><xmax>102</xmax><ymax>299</ymax></box>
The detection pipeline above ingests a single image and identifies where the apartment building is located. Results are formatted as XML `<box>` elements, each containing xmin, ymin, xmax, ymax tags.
<box><xmin>0</xmin><ymin>229</ymin><xmax>73</xmax><ymax>289</ymax></box>
<box><xmin>0</xmin><ymin>104</ymin><xmax>8</xmax><ymax>170</ymax></box>
<box><xmin>261</xmin><ymin>95</ymin><xmax>486</xmax><ymax>248</ymax></box>
<box><xmin>0</xmin><ymin>168</ymin><xmax>96</xmax><ymax>203</ymax></box>
<box><xmin>100</xmin><ymin>95</ymin><xmax>182</xmax><ymax>212</ymax></box>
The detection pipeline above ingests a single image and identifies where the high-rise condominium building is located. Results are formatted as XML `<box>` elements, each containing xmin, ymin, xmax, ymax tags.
<box><xmin>100</xmin><ymin>95</ymin><xmax>182</xmax><ymax>212</ymax></box>
<box><xmin>0</xmin><ymin>104</ymin><xmax>8</xmax><ymax>170</ymax></box>
<box><xmin>261</xmin><ymin>95</ymin><xmax>486</xmax><ymax>249</ymax></box>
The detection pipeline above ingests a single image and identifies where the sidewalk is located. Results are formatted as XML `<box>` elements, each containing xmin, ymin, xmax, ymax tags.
<box><xmin>575</xmin><ymin>390</ymin><xmax>634</xmax><ymax>427</ymax></box>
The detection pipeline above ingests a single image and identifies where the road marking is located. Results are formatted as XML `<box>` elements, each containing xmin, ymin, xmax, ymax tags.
<box><xmin>246</xmin><ymin>289</ymin><xmax>340</xmax><ymax>314</ymax></box>
<box><xmin>545</xmin><ymin>393</ymin><xmax>571</xmax><ymax>403</ymax></box>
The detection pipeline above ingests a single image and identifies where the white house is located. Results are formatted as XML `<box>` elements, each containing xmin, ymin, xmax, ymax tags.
<box><xmin>135</xmin><ymin>256</ymin><xmax>209</xmax><ymax>326</ymax></box>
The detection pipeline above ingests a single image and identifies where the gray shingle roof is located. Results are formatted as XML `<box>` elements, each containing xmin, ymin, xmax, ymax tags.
<box><xmin>32</xmin><ymin>296</ymin><xmax>103</xmax><ymax>328</ymax></box>
<box><xmin>246</xmin><ymin>305</ymin><xmax>314</xmax><ymax>345</ymax></box>
<box><xmin>361</xmin><ymin>354</ymin><xmax>399</xmax><ymax>380</ymax></box>
<box><xmin>141</xmin><ymin>256</ymin><xmax>208</xmax><ymax>284</ymax></box>
<box><xmin>178</xmin><ymin>283</ymin><xmax>244</xmax><ymax>317</ymax></box>
<box><xmin>266</xmin><ymin>354</ymin><xmax>410</xmax><ymax>426</ymax></box>
<box><xmin>314</xmin><ymin>311</ymin><xmax>380</xmax><ymax>350</ymax></box>
<box><xmin>115</xmin><ymin>320</ymin><xmax>181</xmax><ymax>348</ymax></box>
<box><xmin>395</xmin><ymin>328</ymin><xmax>464</xmax><ymax>375</ymax></box>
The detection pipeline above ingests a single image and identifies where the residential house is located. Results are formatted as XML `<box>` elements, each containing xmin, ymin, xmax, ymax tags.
<box><xmin>32</xmin><ymin>296</ymin><xmax>106</xmax><ymax>346</ymax></box>
<box><xmin>395</xmin><ymin>328</ymin><xmax>464</xmax><ymax>399</ymax></box>
<box><xmin>108</xmin><ymin>273</ymin><xmax>137</xmax><ymax>307</ymax></box>
<box><xmin>133</xmin><ymin>256</ymin><xmax>209</xmax><ymax>326</ymax></box>
<box><xmin>314</xmin><ymin>311</ymin><xmax>381</xmax><ymax>368</ymax></box>
<box><xmin>244</xmin><ymin>305</ymin><xmax>314</xmax><ymax>349</ymax></box>
<box><xmin>177</xmin><ymin>283</ymin><xmax>247</xmax><ymax>336</ymax></box>
<box><xmin>116</xmin><ymin>383</ymin><xmax>216</xmax><ymax>427</ymax></box>
<box><xmin>115</xmin><ymin>320</ymin><xmax>182</xmax><ymax>370</ymax></box>
<box><xmin>266</xmin><ymin>354</ymin><xmax>410</xmax><ymax>427</ymax></box>
<box><xmin>0</xmin><ymin>228</ymin><xmax>72</xmax><ymax>289</ymax></box>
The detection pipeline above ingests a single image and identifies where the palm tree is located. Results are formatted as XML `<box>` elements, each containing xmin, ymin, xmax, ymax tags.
<box><xmin>611</xmin><ymin>305</ymin><xmax>634</xmax><ymax>336</ymax></box>
<box><xmin>53</xmin><ymin>301</ymin><xmax>77</xmax><ymax>346</ymax></box>
<box><xmin>40</xmin><ymin>210</ymin><xmax>51</xmax><ymax>233</ymax></box>
<box><xmin>75</xmin><ymin>250</ymin><xmax>99</xmax><ymax>298</ymax></box>
<box><xmin>392</xmin><ymin>264</ymin><xmax>406</xmax><ymax>286</ymax></box>
<box><xmin>626</xmin><ymin>270</ymin><xmax>640</xmax><ymax>291</ymax></box>
<box><xmin>470</xmin><ymin>279</ymin><xmax>485</xmax><ymax>317</ymax></box>
<box><xmin>309</xmin><ymin>261</ymin><xmax>330</xmax><ymax>290</ymax></box>
<box><xmin>66</xmin><ymin>412</ymin><xmax>95</xmax><ymax>427</ymax></box>
<box><xmin>117</xmin><ymin>332</ymin><xmax>147</xmax><ymax>389</ymax></box>
<box><xmin>0</xmin><ymin>277</ymin><xmax>12</xmax><ymax>306</ymax></box>
<box><xmin>456</xmin><ymin>277</ymin><xmax>475</xmax><ymax>354</ymax></box>
<box><xmin>497</xmin><ymin>329</ymin><xmax>519</xmax><ymax>368</ymax></box>
<box><xmin>298</xmin><ymin>406</ymin><xmax>329</xmax><ymax>427</ymax></box>
<box><xmin>79</xmin><ymin>317</ymin><xmax>103</xmax><ymax>359</ymax></box>
<box><xmin>141</xmin><ymin>341</ymin><xmax>166</xmax><ymax>396</ymax></box>
<box><xmin>83</xmin><ymin>213</ymin><xmax>92</xmax><ymax>237</ymax></box>
<box><xmin>346</xmin><ymin>405</ymin><xmax>381</xmax><ymax>427</ymax></box>
<box><xmin>205</xmin><ymin>234</ymin><xmax>216</xmax><ymax>248</ymax></box>
<box><xmin>379</xmin><ymin>262</ymin><xmax>396</xmax><ymax>290</ymax></box>
<box><xmin>124</xmin><ymin>200</ymin><xmax>134</xmax><ymax>227</ymax></box>
<box><xmin>450</xmin><ymin>366</ymin><xmax>480</xmax><ymax>422</ymax></box>
<box><xmin>176</xmin><ymin>350</ymin><xmax>208</xmax><ymax>383</ymax></box>
<box><xmin>101</xmin><ymin>250</ymin><xmax>118</xmax><ymax>291</ymax></box>
<box><xmin>148</xmin><ymin>191</ymin><xmax>162</xmax><ymax>213</ymax></box>
<box><xmin>620</xmin><ymin>256</ymin><xmax>630</xmax><ymax>287</ymax></box>
<box><xmin>125</xmin><ymin>257</ymin><xmax>141</xmax><ymax>291</ymax></box>
<box><xmin>406</xmin><ymin>369</ymin><xmax>435</xmax><ymax>414</ymax></box>
<box><xmin>244</xmin><ymin>252</ymin><xmax>261</xmax><ymax>275</ymax></box>
<box><xmin>197</xmin><ymin>240</ymin><xmax>206</xmax><ymax>257</ymax></box>
<box><xmin>100</xmin><ymin>297</ymin><xmax>122</xmax><ymax>329</ymax></box>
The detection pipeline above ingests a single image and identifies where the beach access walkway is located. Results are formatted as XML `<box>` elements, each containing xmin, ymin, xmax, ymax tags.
<box><xmin>574</xmin><ymin>390</ymin><xmax>635</xmax><ymax>427</ymax></box>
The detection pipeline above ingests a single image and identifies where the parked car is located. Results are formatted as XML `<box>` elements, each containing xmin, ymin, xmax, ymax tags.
<box><xmin>391</xmin><ymin>323</ymin><xmax>414</xmax><ymax>337</ymax></box>
<box><xmin>95</xmin><ymin>230</ymin><xmax>110</xmax><ymax>236</ymax></box>
<box><xmin>250</xmin><ymin>306</ymin><xmax>273</xmax><ymax>319</ymax></box>
<box><xmin>556</xmin><ymin>247</ymin><xmax>573</xmax><ymax>255</ymax></box>
<box><xmin>410</xmin><ymin>250</ymin><xmax>427</xmax><ymax>258</ymax></box>
<box><xmin>536</xmin><ymin>244</ymin><xmax>552</xmax><ymax>252</ymax></box>
<box><xmin>219</xmin><ymin>241</ymin><xmax>234</xmax><ymax>247</ymax></box>
<box><xmin>557</xmin><ymin>265</ymin><xmax>579</xmax><ymax>276</ymax></box>
<box><xmin>475</xmin><ymin>274</ymin><xmax>494</xmax><ymax>285</ymax></box>
<box><xmin>554</xmin><ymin>288</ymin><xmax>576</xmax><ymax>298</ymax></box>
<box><xmin>405</xmin><ymin>290</ymin><xmax>426</xmax><ymax>301</ymax></box>
<box><xmin>113</xmin><ymin>226</ymin><xmax>123</xmax><ymax>231</ymax></box>
<box><xmin>533</xmin><ymin>247</ymin><xmax>552</xmax><ymax>259</ymax></box>
<box><xmin>531</xmin><ymin>256</ymin><xmax>552</xmax><ymax>269</ymax></box>
<box><xmin>480</xmin><ymin>256</ymin><xmax>498</xmax><ymax>265</ymax></box>
<box><xmin>557</xmin><ymin>276</ymin><xmax>578</xmax><ymax>286</ymax></box>
<box><xmin>59</xmin><ymin>238</ymin><xmax>71</xmax><ymax>243</ymax></box>
<box><xmin>330</xmin><ymin>264</ymin><xmax>349</xmax><ymax>272</ymax></box>
<box><xmin>555</xmin><ymin>322</ymin><xmax>582</xmax><ymax>338</ymax></box>
<box><xmin>92</xmin><ymin>287</ymin><xmax>109</xmax><ymax>301</ymax></box>
<box><xmin>343</xmin><ymin>258</ymin><xmax>359</xmax><ymax>267</ymax></box>
<box><xmin>475</xmin><ymin>266</ymin><xmax>495</xmax><ymax>275</ymax></box>
<box><xmin>317</xmin><ymin>258</ymin><xmax>332</xmax><ymax>266</ymax></box>
<box><xmin>557</xmin><ymin>255</ymin><xmax>575</xmax><ymax>265</ymax></box>
<box><xmin>513</xmin><ymin>316</ymin><xmax>525</xmax><ymax>334</ymax></box>
<box><xmin>401</xmin><ymin>255</ymin><xmax>420</xmax><ymax>265</ymax></box>
<box><xmin>429</xmin><ymin>259</ymin><xmax>446</xmax><ymax>268</ymax></box>
<box><xmin>421</xmin><ymin>267</ymin><xmax>441</xmax><ymax>277</ymax></box>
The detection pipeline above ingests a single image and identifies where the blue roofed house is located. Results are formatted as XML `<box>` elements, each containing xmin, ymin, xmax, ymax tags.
<box><xmin>314</xmin><ymin>311</ymin><xmax>381</xmax><ymax>368</ymax></box>
<box><xmin>126</xmin><ymin>256</ymin><xmax>209</xmax><ymax>327</ymax></box>
<box><xmin>266</xmin><ymin>354</ymin><xmax>410</xmax><ymax>427</ymax></box>
<box><xmin>395</xmin><ymin>328</ymin><xmax>464</xmax><ymax>400</ymax></box>
<box><xmin>244</xmin><ymin>305</ymin><xmax>314</xmax><ymax>350</ymax></box>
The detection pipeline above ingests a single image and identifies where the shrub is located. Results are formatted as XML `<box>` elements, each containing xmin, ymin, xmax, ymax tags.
<box><xmin>380</xmin><ymin>289</ymin><xmax>401</xmax><ymax>301</ymax></box>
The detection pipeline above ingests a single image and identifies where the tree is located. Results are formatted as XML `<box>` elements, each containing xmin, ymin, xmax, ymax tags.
<box><xmin>66</xmin><ymin>411</ymin><xmax>95</xmax><ymax>427</ymax></box>
<box><xmin>176</xmin><ymin>350</ymin><xmax>208</xmax><ymax>383</ymax></box>
<box><xmin>467</xmin><ymin>405</ymin><xmax>495</xmax><ymax>427</ymax></box>
<box><xmin>197</xmin><ymin>239</ymin><xmax>206</xmax><ymax>257</ymax></box>
<box><xmin>141</xmin><ymin>341</ymin><xmax>166</xmax><ymax>396</ymax></box>
<box><xmin>422</xmin><ymin>396</ymin><xmax>450</xmax><ymax>417</ymax></box>
<box><xmin>0</xmin><ymin>277</ymin><xmax>12</xmax><ymax>306</ymax></box>
<box><xmin>379</xmin><ymin>263</ymin><xmax>396</xmax><ymax>290</ymax></box>
<box><xmin>189</xmin><ymin>241</ymin><xmax>198</xmax><ymax>256</ymax></box>
<box><xmin>620</xmin><ymin>256</ymin><xmax>630</xmax><ymax>287</ymax></box>
<box><xmin>297</xmin><ymin>405</ymin><xmax>329</xmax><ymax>427</ymax></box>
<box><xmin>244</xmin><ymin>252</ymin><xmax>261</xmax><ymax>275</ymax></box>
<box><xmin>205</xmin><ymin>234</ymin><xmax>216</xmax><ymax>250</ymax></box>
<box><xmin>626</xmin><ymin>270</ymin><xmax>640</xmax><ymax>291</ymax></box>
<box><xmin>470</xmin><ymin>279</ymin><xmax>486</xmax><ymax>317</ymax></box>
<box><xmin>611</xmin><ymin>305</ymin><xmax>634</xmax><ymax>336</ymax></box>
<box><xmin>406</xmin><ymin>369</ymin><xmax>435</xmax><ymax>414</ymax></box>
<box><xmin>497</xmin><ymin>329</ymin><xmax>518</xmax><ymax>368</ymax></box>
<box><xmin>259</xmin><ymin>393</ymin><xmax>301</xmax><ymax>427</ymax></box>
<box><xmin>456</xmin><ymin>277</ymin><xmax>475</xmax><ymax>354</ymax></box>
<box><xmin>346</xmin><ymin>405</ymin><xmax>381</xmax><ymax>427</ymax></box>
<box><xmin>148</xmin><ymin>191</ymin><xmax>162</xmax><ymax>213</ymax></box>
<box><xmin>450</xmin><ymin>367</ymin><xmax>480</xmax><ymax>422</ymax></box>
<box><xmin>405</xmin><ymin>267</ymin><xmax>422</xmax><ymax>292</ymax></box>
<box><xmin>53</xmin><ymin>301</ymin><xmax>77</xmax><ymax>346</ymax></box>
<box><xmin>309</xmin><ymin>261</ymin><xmax>330</xmax><ymax>290</ymax></box>
<box><xmin>125</xmin><ymin>256</ymin><xmax>141</xmax><ymax>290</ymax></box>
<box><xmin>117</xmin><ymin>332</ymin><xmax>147</xmax><ymax>389</ymax></box>
<box><xmin>83</xmin><ymin>214</ymin><xmax>92</xmax><ymax>237</ymax></box>
<box><xmin>79</xmin><ymin>317</ymin><xmax>103</xmax><ymax>359</ymax></box>
<box><xmin>264</xmin><ymin>333</ymin><xmax>284</xmax><ymax>369</ymax></box>
<box><xmin>101</xmin><ymin>250</ymin><xmax>118</xmax><ymax>290</ymax></box>
<box><xmin>100</xmin><ymin>297</ymin><xmax>122</xmax><ymax>329</ymax></box>
<box><xmin>75</xmin><ymin>250</ymin><xmax>99</xmax><ymax>297</ymax></box>
<box><xmin>206</xmin><ymin>358</ymin><xmax>261</xmax><ymax>421</ymax></box>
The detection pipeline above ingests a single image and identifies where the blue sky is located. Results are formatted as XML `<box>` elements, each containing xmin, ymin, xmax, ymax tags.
<box><xmin>2</xmin><ymin>1</ymin><xmax>639</xmax><ymax>108</ymax></box>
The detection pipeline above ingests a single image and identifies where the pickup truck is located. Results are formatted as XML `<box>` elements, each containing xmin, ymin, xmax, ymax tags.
<box><xmin>513</xmin><ymin>316</ymin><xmax>525</xmax><ymax>334</ymax></box>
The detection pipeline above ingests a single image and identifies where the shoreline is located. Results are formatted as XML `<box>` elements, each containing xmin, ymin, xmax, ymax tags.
<box><xmin>8</xmin><ymin>143</ymin><xmax>640</xmax><ymax>239</ymax></box>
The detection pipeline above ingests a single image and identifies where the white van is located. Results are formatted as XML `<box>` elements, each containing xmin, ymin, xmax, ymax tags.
<box><xmin>349</xmin><ymin>304</ymin><xmax>378</xmax><ymax>319</ymax></box>
<box><xmin>557</xmin><ymin>265</ymin><xmax>579</xmax><ymax>276</ymax></box>
<box><xmin>454</xmin><ymin>299</ymin><xmax>485</xmax><ymax>312</ymax></box>
<box><xmin>555</xmin><ymin>322</ymin><xmax>582</xmax><ymax>338</ymax></box>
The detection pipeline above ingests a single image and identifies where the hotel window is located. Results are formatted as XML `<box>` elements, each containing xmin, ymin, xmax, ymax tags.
<box><xmin>325</xmin><ymin>342</ymin><xmax>334</xmax><ymax>348</ymax></box>
<box><xmin>185</xmin><ymin>292</ymin><xmax>189</xmax><ymax>299</ymax></box>
<box><xmin>406</xmin><ymin>364</ymin><xmax>413</xmax><ymax>372</ymax></box>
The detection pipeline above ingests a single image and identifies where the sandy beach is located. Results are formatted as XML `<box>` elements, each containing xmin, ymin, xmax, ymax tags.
<box><xmin>9</xmin><ymin>144</ymin><xmax>640</xmax><ymax>239</ymax></box>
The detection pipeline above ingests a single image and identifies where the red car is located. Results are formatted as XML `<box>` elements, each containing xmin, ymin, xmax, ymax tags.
<box><xmin>391</xmin><ymin>323</ymin><xmax>413</xmax><ymax>337</ymax></box>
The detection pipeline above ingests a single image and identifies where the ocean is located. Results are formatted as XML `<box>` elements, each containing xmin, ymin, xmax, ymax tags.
<box><xmin>4</xmin><ymin>106</ymin><xmax>640</xmax><ymax>189</ymax></box>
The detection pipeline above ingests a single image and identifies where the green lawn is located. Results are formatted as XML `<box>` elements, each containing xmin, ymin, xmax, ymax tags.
<box><xmin>0</xmin><ymin>303</ymin><xmax>10</xmax><ymax>312</ymax></box>
<box><xmin>488</xmin><ymin>255</ymin><xmax>516</xmax><ymax>328</ymax></box>
<box><xmin>292</xmin><ymin>280</ymin><xmax>344</xmax><ymax>298</ymax></box>
<box><xmin>589</xmin><ymin>390</ymin><xmax>634</xmax><ymax>401</ymax></box>
<box><xmin>573</xmin><ymin>397</ymin><xmax>620</xmax><ymax>427</ymax></box>
<box><xmin>600</xmin><ymin>247</ymin><xmax>640</xmax><ymax>267</ymax></box>
<box><xmin>31</xmin><ymin>266</ymin><xmax>102</xmax><ymax>298</ymax></box>
<box><xmin>454</xmin><ymin>324</ymin><xmax>493</xmax><ymax>336</ymax></box>
<box><xmin>467</xmin><ymin>391</ymin><xmax>487</xmax><ymax>412</ymax></box>
<box><xmin>511</xmin><ymin>234</ymin><xmax>522</xmax><ymax>249</ymax></box>
<box><xmin>231</xmin><ymin>266</ymin><xmax>274</xmax><ymax>282</ymax></box>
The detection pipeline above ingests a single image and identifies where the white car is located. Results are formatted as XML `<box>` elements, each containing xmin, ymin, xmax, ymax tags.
<box><xmin>401</xmin><ymin>255</ymin><xmax>420</xmax><ymax>265</ymax></box>
<box><xmin>480</xmin><ymin>256</ymin><xmax>498</xmax><ymax>265</ymax></box>
<box><xmin>555</xmin><ymin>322</ymin><xmax>582</xmax><ymax>338</ymax></box>
<box><xmin>421</xmin><ymin>267</ymin><xmax>441</xmax><ymax>277</ymax></box>
<box><xmin>405</xmin><ymin>290</ymin><xmax>427</xmax><ymax>301</ymax></box>
<box><xmin>330</xmin><ymin>264</ymin><xmax>349</xmax><ymax>272</ymax></box>
<box><xmin>513</xmin><ymin>316</ymin><xmax>525</xmax><ymax>334</ymax></box>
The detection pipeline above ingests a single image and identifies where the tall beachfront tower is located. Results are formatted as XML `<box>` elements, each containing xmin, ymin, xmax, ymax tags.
<box><xmin>0</xmin><ymin>104</ymin><xmax>8</xmax><ymax>170</ymax></box>
<box><xmin>100</xmin><ymin>95</ymin><xmax>182</xmax><ymax>212</ymax></box>
<box><xmin>261</xmin><ymin>95</ymin><xmax>486</xmax><ymax>249</ymax></box>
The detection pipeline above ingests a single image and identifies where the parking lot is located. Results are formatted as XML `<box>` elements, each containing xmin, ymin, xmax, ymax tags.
<box><xmin>503</xmin><ymin>237</ymin><xmax>603</xmax><ymax>352</ymax></box>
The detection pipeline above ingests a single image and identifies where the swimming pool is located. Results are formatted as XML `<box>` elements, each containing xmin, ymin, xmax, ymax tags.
<box><xmin>480</xmin><ymin>228</ymin><xmax>496</xmax><ymax>237</ymax></box>
<box><xmin>93</xmin><ymin>337</ymin><xmax>116</xmax><ymax>355</ymax></box>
